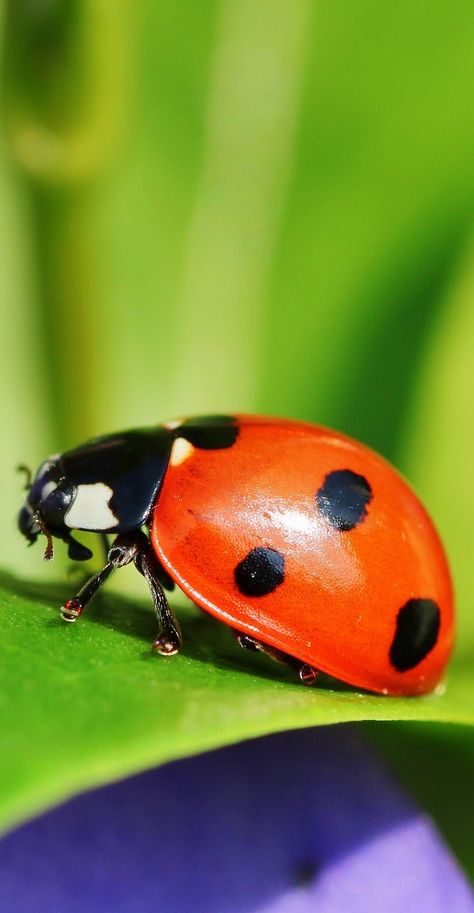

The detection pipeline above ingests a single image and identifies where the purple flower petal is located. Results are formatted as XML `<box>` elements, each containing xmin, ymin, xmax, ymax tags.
<box><xmin>0</xmin><ymin>726</ymin><xmax>471</xmax><ymax>913</ymax></box>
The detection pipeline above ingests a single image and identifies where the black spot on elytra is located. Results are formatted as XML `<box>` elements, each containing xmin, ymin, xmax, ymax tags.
<box><xmin>316</xmin><ymin>469</ymin><xmax>372</xmax><ymax>531</ymax></box>
<box><xmin>177</xmin><ymin>415</ymin><xmax>239</xmax><ymax>450</ymax></box>
<box><xmin>234</xmin><ymin>547</ymin><xmax>285</xmax><ymax>597</ymax></box>
<box><xmin>390</xmin><ymin>598</ymin><xmax>440</xmax><ymax>672</ymax></box>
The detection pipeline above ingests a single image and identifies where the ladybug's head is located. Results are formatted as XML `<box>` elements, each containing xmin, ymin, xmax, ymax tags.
<box><xmin>17</xmin><ymin>455</ymin><xmax>94</xmax><ymax>561</ymax></box>
<box><xmin>17</xmin><ymin>428</ymin><xmax>173</xmax><ymax>562</ymax></box>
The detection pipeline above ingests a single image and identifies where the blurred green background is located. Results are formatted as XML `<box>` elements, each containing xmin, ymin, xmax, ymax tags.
<box><xmin>0</xmin><ymin>0</ymin><xmax>473</xmax><ymax>874</ymax></box>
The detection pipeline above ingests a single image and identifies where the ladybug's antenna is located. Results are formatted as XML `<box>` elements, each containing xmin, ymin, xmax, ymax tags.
<box><xmin>34</xmin><ymin>513</ymin><xmax>54</xmax><ymax>561</ymax></box>
<box><xmin>17</xmin><ymin>464</ymin><xmax>32</xmax><ymax>491</ymax></box>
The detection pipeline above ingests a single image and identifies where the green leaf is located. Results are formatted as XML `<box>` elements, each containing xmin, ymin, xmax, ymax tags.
<box><xmin>1</xmin><ymin>569</ymin><xmax>473</xmax><ymax>836</ymax></box>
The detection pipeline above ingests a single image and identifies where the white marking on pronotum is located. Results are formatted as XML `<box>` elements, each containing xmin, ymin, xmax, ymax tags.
<box><xmin>170</xmin><ymin>437</ymin><xmax>194</xmax><ymax>467</ymax></box>
<box><xmin>65</xmin><ymin>483</ymin><xmax>118</xmax><ymax>530</ymax></box>
<box><xmin>164</xmin><ymin>419</ymin><xmax>183</xmax><ymax>431</ymax></box>
<box><xmin>41</xmin><ymin>481</ymin><xmax>58</xmax><ymax>500</ymax></box>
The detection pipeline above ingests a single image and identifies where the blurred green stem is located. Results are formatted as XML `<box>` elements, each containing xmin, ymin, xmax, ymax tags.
<box><xmin>28</xmin><ymin>184</ymin><xmax>98</xmax><ymax>446</ymax></box>
<box><xmin>168</xmin><ymin>0</ymin><xmax>311</xmax><ymax>415</ymax></box>
<box><xmin>2</xmin><ymin>0</ymin><xmax>128</xmax><ymax>447</ymax></box>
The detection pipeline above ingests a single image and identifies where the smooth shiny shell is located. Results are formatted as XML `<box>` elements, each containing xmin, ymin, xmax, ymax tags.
<box><xmin>151</xmin><ymin>416</ymin><xmax>454</xmax><ymax>695</ymax></box>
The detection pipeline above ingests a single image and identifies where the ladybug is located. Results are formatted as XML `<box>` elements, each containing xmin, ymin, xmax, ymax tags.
<box><xmin>17</xmin><ymin>414</ymin><xmax>454</xmax><ymax>695</ymax></box>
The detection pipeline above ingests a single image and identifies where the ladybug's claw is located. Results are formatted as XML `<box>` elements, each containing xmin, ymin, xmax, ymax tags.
<box><xmin>59</xmin><ymin>561</ymin><xmax>115</xmax><ymax>624</ymax></box>
<box><xmin>152</xmin><ymin>634</ymin><xmax>180</xmax><ymax>656</ymax></box>
<box><xmin>299</xmin><ymin>664</ymin><xmax>318</xmax><ymax>686</ymax></box>
<box><xmin>61</xmin><ymin>597</ymin><xmax>83</xmax><ymax>622</ymax></box>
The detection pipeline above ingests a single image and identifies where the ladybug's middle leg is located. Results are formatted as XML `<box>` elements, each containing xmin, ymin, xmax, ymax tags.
<box><xmin>104</xmin><ymin>529</ymin><xmax>181</xmax><ymax>655</ymax></box>
<box><xmin>234</xmin><ymin>632</ymin><xmax>318</xmax><ymax>686</ymax></box>
<box><xmin>134</xmin><ymin>541</ymin><xmax>182</xmax><ymax>656</ymax></box>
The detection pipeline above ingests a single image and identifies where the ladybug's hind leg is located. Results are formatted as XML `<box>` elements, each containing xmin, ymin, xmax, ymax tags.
<box><xmin>234</xmin><ymin>633</ymin><xmax>318</xmax><ymax>686</ymax></box>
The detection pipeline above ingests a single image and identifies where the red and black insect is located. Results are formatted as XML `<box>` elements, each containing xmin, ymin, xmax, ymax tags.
<box><xmin>18</xmin><ymin>414</ymin><xmax>454</xmax><ymax>695</ymax></box>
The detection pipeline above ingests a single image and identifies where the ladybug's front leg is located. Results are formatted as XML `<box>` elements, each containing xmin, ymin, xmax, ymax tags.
<box><xmin>60</xmin><ymin>531</ymin><xmax>142</xmax><ymax>621</ymax></box>
<box><xmin>61</xmin><ymin>531</ymin><xmax>181</xmax><ymax>657</ymax></box>
<box><xmin>234</xmin><ymin>632</ymin><xmax>318</xmax><ymax>686</ymax></box>
<box><xmin>61</xmin><ymin>562</ymin><xmax>115</xmax><ymax>621</ymax></box>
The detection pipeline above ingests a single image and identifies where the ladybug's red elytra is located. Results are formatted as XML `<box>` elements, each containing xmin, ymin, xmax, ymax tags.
<box><xmin>18</xmin><ymin>414</ymin><xmax>454</xmax><ymax>695</ymax></box>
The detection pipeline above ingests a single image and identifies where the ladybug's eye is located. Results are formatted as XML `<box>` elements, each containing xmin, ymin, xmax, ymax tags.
<box><xmin>17</xmin><ymin>505</ymin><xmax>38</xmax><ymax>544</ymax></box>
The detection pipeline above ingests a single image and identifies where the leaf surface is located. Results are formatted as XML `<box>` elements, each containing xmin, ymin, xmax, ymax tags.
<box><xmin>1</xmin><ymin>569</ymin><xmax>473</xmax><ymax>835</ymax></box>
